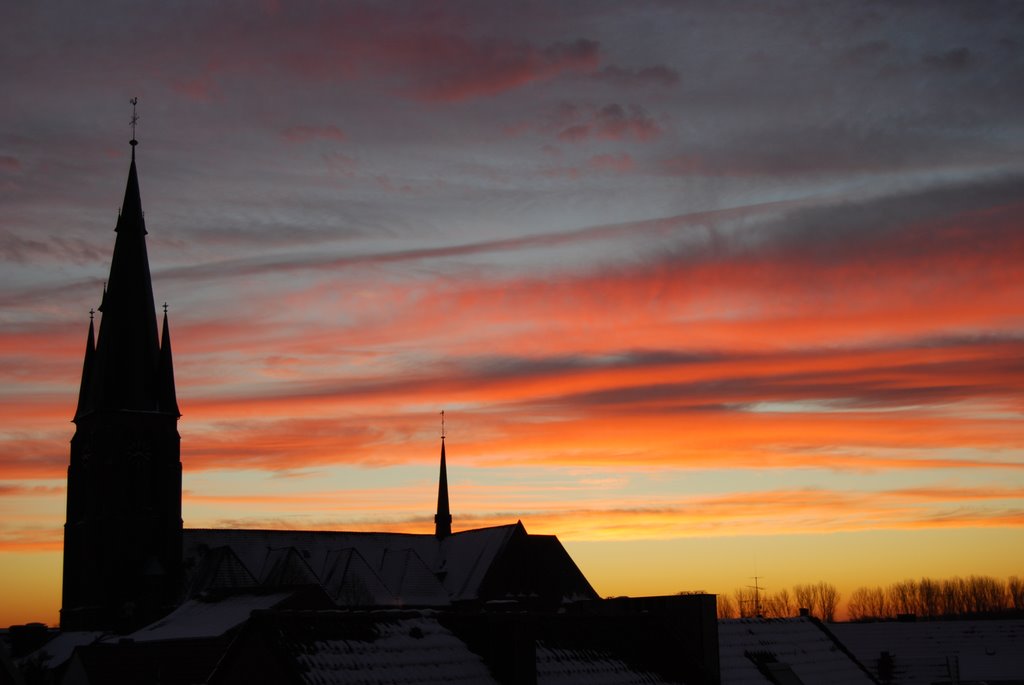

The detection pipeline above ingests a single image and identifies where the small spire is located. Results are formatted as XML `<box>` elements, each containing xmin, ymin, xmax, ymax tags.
<box><xmin>73</xmin><ymin>313</ymin><xmax>97</xmax><ymax>421</ymax></box>
<box><xmin>434</xmin><ymin>410</ymin><xmax>452</xmax><ymax>539</ymax></box>
<box><xmin>158</xmin><ymin>306</ymin><xmax>180</xmax><ymax>417</ymax></box>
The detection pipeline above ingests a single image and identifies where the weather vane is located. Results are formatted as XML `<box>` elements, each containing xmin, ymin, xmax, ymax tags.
<box><xmin>129</xmin><ymin>97</ymin><xmax>139</xmax><ymax>147</ymax></box>
<box><xmin>441</xmin><ymin>410</ymin><xmax>446</xmax><ymax>440</ymax></box>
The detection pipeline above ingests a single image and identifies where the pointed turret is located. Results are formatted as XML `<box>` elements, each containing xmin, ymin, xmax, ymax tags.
<box><xmin>158</xmin><ymin>306</ymin><xmax>180</xmax><ymax>417</ymax></box>
<box><xmin>434</xmin><ymin>436</ymin><xmax>452</xmax><ymax>539</ymax></box>
<box><xmin>73</xmin><ymin>313</ymin><xmax>96</xmax><ymax>420</ymax></box>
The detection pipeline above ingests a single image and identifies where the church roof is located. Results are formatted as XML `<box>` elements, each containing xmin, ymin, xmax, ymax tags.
<box><xmin>182</xmin><ymin>522</ymin><xmax>597</xmax><ymax>608</ymax></box>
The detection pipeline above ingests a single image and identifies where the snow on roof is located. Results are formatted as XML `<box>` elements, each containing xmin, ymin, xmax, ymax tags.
<box><xmin>321</xmin><ymin>547</ymin><xmax>395</xmax><ymax>606</ymax></box>
<box><xmin>378</xmin><ymin>548</ymin><xmax>451</xmax><ymax>607</ymax></box>
<box><xmin>258</xmin><ymin>546</ymin><xmax>319</xmax><ymax>587</ymax></box>
<box><xmin>272</xmin><ymin>612</ymin><xmax>499</xmax><ymax>684</ymax></box>
<box><xmin>128</xmin><ymin>592</ymin><xmax>293</xmax><ymax>642</ymax></box>
<box><xmin>18</xmin><ymin>631</ymin><xmax>104</xmax><ymax>670</ymax></box>
<box><xmin>438</xmin><ymin>523</ymin><xmax>521</xmax><ymax>599</ymax></box>
<box><xmin>718</xmin><ymin>617</ymin><xmax>875</xmax><ymax>685</ymax></box>
<box><xmin>831</xmin><ymin>619</ymin><xmax>1024</xmax><ymax>683</ymax></box>
<box><xmin>184</xmin><ymin>524</ymin><xmax>523</xmax><ymax>605</ymax></box>
<box><xmin>186</xmin><ymin>544</ymin><xmax>258</xmax><ymax>596</ymax></box>
<box><xmin>536</xmin><ymin>643</ymin><xmax>671</xmax><ymax>684</ymax></box>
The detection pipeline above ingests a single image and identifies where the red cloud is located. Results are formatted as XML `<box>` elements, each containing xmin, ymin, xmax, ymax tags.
<box><xmin>587</xmin><ymin>153</ymin><xmax>635</xmax><ymax>173</ymax></box>
<box><xmin>0</xmin><ymin>155</ymin><xmax>22</xmax><ymax>173</ymax></box>
<box><xmin>409</xmin><ymin>37</ymin><xmax>601</xmax><ymax>102</ymax></box>
<box><xmin>281</xmin><ymin>125</ymin><xmax>348</xmax><ymax>143</ymax></box>
<box><xmin>540</xmin><ymin>165</ymin><xmax>581</xmax><ymax>180</ymax></box>
<box><xmin>170</xmin><ymin>74</ymin><xmax>220</xmax><ymax>103</ymax></box>
<box><xmin>593</xmin><ymin>65</ymin><xmax>680</xmax><ymax>87</ymax></box>
<box><xmin>558</xmin><ymin>104</ymin><xmax>662</xmax><ymax>142</ymax></box>
<box><xmin>156</xmin><ymin>6</ymin><xmax>601</xmax><ymax>105</ymax></box>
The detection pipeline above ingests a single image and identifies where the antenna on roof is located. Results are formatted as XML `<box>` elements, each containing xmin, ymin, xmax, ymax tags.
<box><xmin>440</xmin><ymin>409</ymin><xmax>446</xmax><ymax>441</ymax></box>
<box><xmin>745</xmin><ymin>576</ymin><xmax>764</xmax><ymax>617</ymax></box>
<box><xmin>129</xmin><ymin>97</ymin><xmax>139</xmax><ymax>149</ymax></box>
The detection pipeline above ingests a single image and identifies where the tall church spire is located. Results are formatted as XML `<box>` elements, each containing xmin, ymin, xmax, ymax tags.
<box><xmin>62</xmin><ymin>115</ymin><xmax>182</xmax><ymax>632</ymax></box>
<box><xmin>434</xmin><ymin>412</ymin><xmax>452</xmax><ymax>539</ymax></box>
<box><xmin>90</xmin><ymin>125</ymin><xmax>162</xmax><ymax>411</ymax></box>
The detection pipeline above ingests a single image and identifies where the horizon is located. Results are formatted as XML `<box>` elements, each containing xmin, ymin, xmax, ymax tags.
<box><xmin>1</xmin><ymin>1</ymin><xmax>1023</xmax><ymax>627</ymax></box>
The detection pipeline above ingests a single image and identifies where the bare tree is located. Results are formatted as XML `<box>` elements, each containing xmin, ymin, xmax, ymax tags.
<box><xmin>942</xmin><ymin>576</ymin><xmax>969</xmax><ymax>616</ymax></box>
<box><xmin>1008</xmin><ymin>576</ymin><xmax>1024</xmax><ymax>611</ymax></box>
<box><xmin>717</xmin><ymin>593</ymin><xmax>738</xmax><ymax>619</ymax></box>
<box><xmin>965</xmin><ymin>575</ymin><xmax>1007</xmax><ymax>614</ymax></box>
<box><xmin>918</xmin><ymin>577</ymin><xmax>941</xmax><ymax>618</ymax></box>
<box><xmin>734</xmin><ymin>587</ymin><xmax>758</xmax><ymax>618</ymax></box>
<box><xmin>865</xmin><ymin>585</ymin><xmax>890</xmax><ymax>619</ymax></box>
<box><xmin>815</xmin><ymin>581</ymin><xmax>840</xmax><ymax>622</ymax></box>
<box><xmin>847</xmin><ymin>586</ymin><xmax>890</xmax><ymax>621</ymax></box>
<box><xmin>759</xmin><ymin>589</ymin><xmax>792</xmax><ymax>618</ymax></box>
<box><xmin>793</xmin><ymin>584</ymin><xmax>818</xmax><ymax>618</ymax></box>
<box><xmin>888</xmin><ymin>580</ymin><xmax>918</xmax><ymax>616</ymax></box>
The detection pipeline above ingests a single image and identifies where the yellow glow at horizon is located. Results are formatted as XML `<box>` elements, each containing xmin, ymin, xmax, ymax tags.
<box><xmin>3</xmin><ymin>528</ymin><xmax>1022</xmax><ymax>628</ymax></box>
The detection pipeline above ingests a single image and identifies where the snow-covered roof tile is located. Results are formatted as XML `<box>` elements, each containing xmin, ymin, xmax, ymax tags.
<box><xmin>439</xmin><ymin>524</ymin><xmax>520</xmax><ymax>599</ymax></box>
<box><xmin>378</xmin><ymin>549</ymin><xmax>450</xmax><ymax>607</ymax></box>
<box><xmin>186</xmin><ymin>544</ymin><xmax>258</xmax><ymax>597</ymax></box>
<box><xmin>259</xmin><ymin>547</ymin><xmax>320</xmax><ymax>587</ymax></box>
<box><xmin>831</xmin><ymin>619</ymin><xmax>1024</xmax><ymax>684</ymax></box>
<box><xmin>718</xmin><ymin>617</ymin><xmax>875</xmax><ymax>685</ymax></box>
<box><xmin>18</xmin><ymin>631</ymin><xmax>104</xmax><ymax>670</ymax></box>
<box><xmin>129</xmin><ymin>592</ymin><xmax>294</xmax><ymax>642</ymax></box>
<box><xmin>278</xmin><ymin>612</ymin><xmax>499</xmax><ymax>684</ymax></box>
<box><xmin>536</xmin><ymin>643</ymin><xmax>671</xmax><ymax>684</ymax></box>
<box><xmin>321</xmin><ymin>547</ymin><xmax>394</xmax><ymax>607</ymax></box>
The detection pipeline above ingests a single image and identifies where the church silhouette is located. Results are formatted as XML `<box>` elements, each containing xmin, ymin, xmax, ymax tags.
<box><xmin>51</xmin><ymin>126</ymin><xmax>720</xmax><ymax>684</ymax></box>
<box><xmin>61</xmin><ymin>135</ymin><xmax>602</xmax><ymax>634</ymax></box>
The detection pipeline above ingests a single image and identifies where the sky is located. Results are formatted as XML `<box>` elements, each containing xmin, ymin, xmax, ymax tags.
<box><xmin>1</xmin><ymin>0</ymin><xmax>1023</xmax><ymax>626</ymax></box>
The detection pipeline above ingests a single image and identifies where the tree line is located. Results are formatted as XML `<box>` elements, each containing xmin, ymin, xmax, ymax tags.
<box><xmin>847</xmin><ymin>575</ymin><xmax>1024</xmax><ymax>621</ymax></box>
<box><xmin>714</xmin><ymin>575</ymin><xmax>1024</xmax><ymax>622</ymax></box>
<box><xmin>716</xmin><ymin>581</ymin><xmax>841</xmax><ymax>622</ymax></box>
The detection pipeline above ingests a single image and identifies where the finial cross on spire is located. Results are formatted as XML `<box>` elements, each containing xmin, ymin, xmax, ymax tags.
<box><xmin>163</xmin><ymin>302</ymin><xmax>168</xmax><ymax>315</ymax></box>
<box><xmin>89</xmin><ymin>308</ymin><xmax>95</xmax><ymax>322</ymax></box>
<box><xmin>440</xmin><ymin>410</ymin><xmax>446</xmax><ymax>440</ymax></box>
<box><xmin>129</xmin><ymin>97</ymin><xmax>139</xmax><ymax>147</ymax></box>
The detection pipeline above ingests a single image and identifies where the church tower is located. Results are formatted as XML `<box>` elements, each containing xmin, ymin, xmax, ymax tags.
<box><xmin>61</xmin><ymin>122</ymin><xmax>183</xmax><ymax>632</ymax></box>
